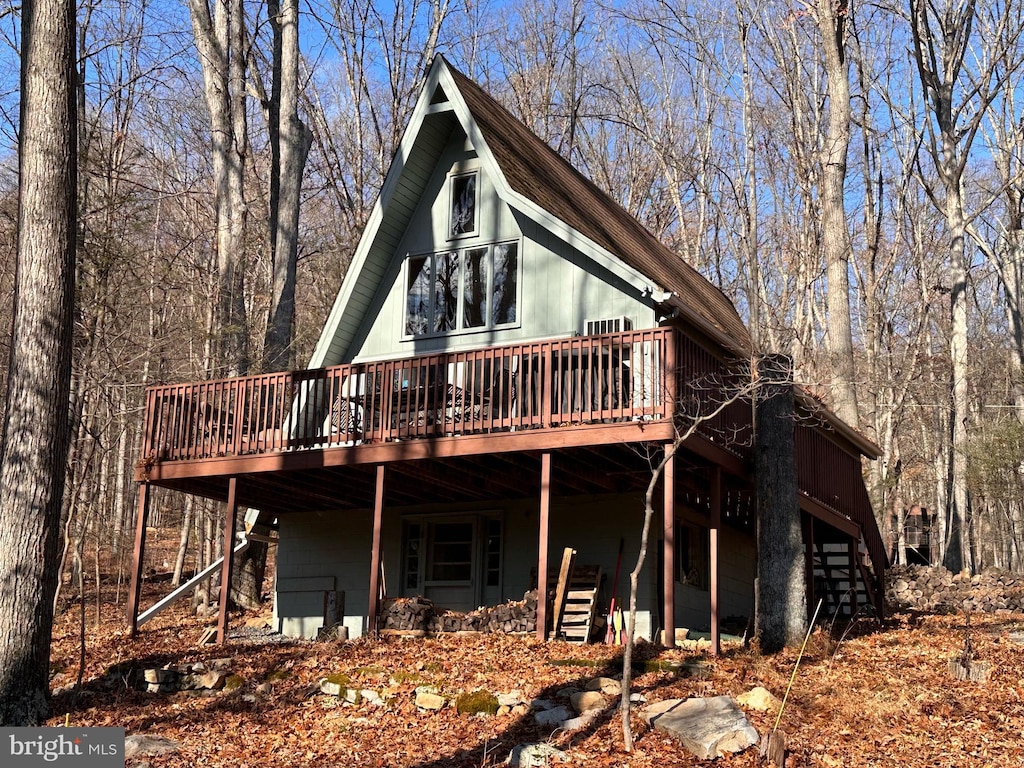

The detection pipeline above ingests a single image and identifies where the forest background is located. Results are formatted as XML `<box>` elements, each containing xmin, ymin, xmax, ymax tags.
<box><xmin>0</xmin><ymin>0</ymin><xmax>1022</xmax><ymax>610</ymax></box>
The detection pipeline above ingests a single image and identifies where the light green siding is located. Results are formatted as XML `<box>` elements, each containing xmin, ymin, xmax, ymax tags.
<box><xmin>345</xmin><ymin>129</ymin><xmax>657</xmax><ymax>363</ymax></box>
<box><xmin>274</xmin><ymin>493</ymin><xmax>754</xmax><ymax>641</ymax></box>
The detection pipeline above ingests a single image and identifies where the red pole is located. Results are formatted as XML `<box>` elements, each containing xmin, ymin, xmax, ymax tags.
<box><xmin>663</xmin><ymin>445</ymin><xmax>675</xmax><ymax>646</ymax></box>
<box><xmin>536</xmin><ymin>452</ymin><xmax>551</xmax><ymax>642</ymax></box>
<box><xmin>127</xmin><ymin>482</ymin><xmax>151</xmax><ymax>636</ymax></box>
<box><xmin>368</xmin><ymin>464</ymin><xmax>385</xmax><ymax>636</ymax></box>
<box><xmin>217</xmin><ymin>477</ymin><xmax>239</xmax><ymax>644</ymax></box>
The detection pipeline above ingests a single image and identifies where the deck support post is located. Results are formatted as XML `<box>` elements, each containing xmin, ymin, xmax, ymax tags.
<box><xmin>710</xmin><ymin>467</ymin><xmax>721</xmax><ymax>656</ymax></box>
<box><xmin>803</xmin><ymin>514</ymin><xmax>815</xmax><ymax>620</ymax></box>
<box><xmin>662</xmin><ymin>444</ymin><xmax>675</xmax><ymax>646</ymax></box>
<box><xmin>127</xmin><ymin>482</ymin><xmax>151</xmax><ymax>636</ymax></box>
<box><xmin>536</xmin><ymin>452</ymin><xmax>551</xmax><ymax>642</ymax></box>
<box><xmin>217</xmin><ymin>477</ymin><xmax>240</xmax><ymax>644</ymax></box>
<box><xmin>848</xmin><ymin>536</ymin><xmax>858</xmax><ymax>616</ymax></box>
<box><xmin>368</xmin><ymin>464</ymin><xmax>385</xmax><ymax>636</ymax></box>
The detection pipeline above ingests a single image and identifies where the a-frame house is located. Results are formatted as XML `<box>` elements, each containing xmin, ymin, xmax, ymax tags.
<box><xmin>129</xmin><ymin>56</ymin><xmax>886</xmax><ymax>648</ymax></box>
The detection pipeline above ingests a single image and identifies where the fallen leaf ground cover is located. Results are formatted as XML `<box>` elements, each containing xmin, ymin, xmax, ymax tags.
<box><xmin>48</xmin><ymin>587</ymin><xmax>1024</xmax><ymax>767</ymax></box>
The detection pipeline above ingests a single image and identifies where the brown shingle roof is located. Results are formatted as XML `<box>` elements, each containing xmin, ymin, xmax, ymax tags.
<box><xmin>446</xmin><ymin>59</ymin><xmax>752</xmax><ymax>353</ymax></box>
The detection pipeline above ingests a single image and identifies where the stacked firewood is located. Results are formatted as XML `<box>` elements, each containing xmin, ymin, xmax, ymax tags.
<box><xmin>380</xmin><ymin>597</ymin><xmax>434</xmax><ymax>632</ymax></box>
<box><xmin>379</xmin><ymin>592</ymin><xmax>538</xmax><ymax>635</ymax></box>
<box><xmin>887</xmin><ymin>565</ymin><xmax>1024</xmax><ymax>613</ymax></box>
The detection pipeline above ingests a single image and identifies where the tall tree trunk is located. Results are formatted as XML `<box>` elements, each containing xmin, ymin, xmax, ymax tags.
<box><xmin>262</xmin><ymin>0</ymin><xmax>312</xmax><ymax>372</ymax></box>
<box><xmin>0</xmin><ymin>0</ymin><xmax>76</xmax><ymax>724</ymax></box>
<box><xmin>817</xmin><ymin>0</ymin><xmax>859</xmax><ymax>427</ymax></box>
<box><xmin>943</xmin><ymin>170</ymin><xmax>970</xmax><ymax>573</ymax></box>
<box><xmin>189</xmin><ymin>0</ymin><xmax>250</xmax><ymax>377</ymax></box>
<box><xmin>755</xmin><ymin>354</ymin><xmax>805</xmax><ymax>653</ymax></box>
<box><xmin>237</xmin><ymin>0</ymin><xmax>313</xmax><ymax>609</ymax></box>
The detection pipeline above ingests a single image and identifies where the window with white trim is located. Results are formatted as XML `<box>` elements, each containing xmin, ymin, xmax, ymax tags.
<box><xmin>450</xmin><ymin>172</ymin><xmax>477</xmax><ymax>237</ymax></box>
<box><xmin>404</xmin><ymin>241</ymin><xmax>519</xmax><ymax>337</ymax></box>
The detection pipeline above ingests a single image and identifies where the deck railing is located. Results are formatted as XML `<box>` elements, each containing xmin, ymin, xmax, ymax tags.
<box><xmin>140</xmin><ymin>327</ymin><xmax>733</xmax><ymax>463</ymax></box>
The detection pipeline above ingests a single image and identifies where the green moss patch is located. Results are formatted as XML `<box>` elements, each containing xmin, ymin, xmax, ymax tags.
<box><xmin>455</xmin><ymin>690</ymin><xmax>498</xmax><ymax>716</ymax></box>
<box><xmin>224</xmin><ymin>675</ymin><xmax>245</xmax><ymax>691</ymax></box>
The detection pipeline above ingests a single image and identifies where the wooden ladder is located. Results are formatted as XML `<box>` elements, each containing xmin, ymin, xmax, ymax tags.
<box><xmin>549</xmin><ymin>549</ymin><xmax>602</xmax><ymax>643</ymax></box>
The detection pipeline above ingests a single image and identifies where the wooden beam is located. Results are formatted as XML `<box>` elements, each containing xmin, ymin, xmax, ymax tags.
<box><xmin>537</xmin><ymin>452</ymin><xmax>551</xmax><ymax>642</ymax></box>
<box><xmin>136</xmin><ymin>420</ymin><xmax>682</xmax><ymax>482</ymax></box>
<box><xmin>710</xmin><ymin>467</ymin><xmax>721</xmax><ymax>656</ymax></box>
<box><xmin>803</xmin><ymin>513</ymin><xmax>815</xmax><ymax>621</ymax></box>
<box><xmin>368</xmin><ymin>464</ymin><xmax>385</xmax><ymax>636</ymax></box>
<box><xmin>799</xmin><ymin>492</ymin><xmax>860</xmax><ymax>538</ymax></box>
<box><xmin>127</xmin><ymin>482</ymin><xmax>151</xmax><ymax>636</ymax></box>
<box><xmin>848</xmin><ymin>537</ymin><xmax>858</xmax><ymax>615</ymax></box>
<box><xmin>663</xmin><ymin>444</ymin><xmax>675</xmax><ymax>647</ymax></box>
<box><xmin>216</xmin><ymin>476</ymin><xmax>239</xmax><ymax>644</ymax></box>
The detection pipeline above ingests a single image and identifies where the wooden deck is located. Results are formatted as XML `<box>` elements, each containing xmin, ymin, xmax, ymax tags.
<box><xmin>137</xmin><ymin>327</ymin><xmax>749</xmax><ymax>470</ymax></box>
<box><xmin>134</xmin><ymin>325</ymin><xmax>881</xmax><ymax>572</ymax></box>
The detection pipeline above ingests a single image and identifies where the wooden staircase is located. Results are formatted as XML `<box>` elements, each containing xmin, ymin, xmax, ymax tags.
<box><xmin>545</xmin><ymin>548</ymin><xmax>602</xmax><ymax>643</ymax></box>
<box><xmin>812</xmin><ymin>538</ymin><xmax>882</xmax><ymax>619</ymax></box>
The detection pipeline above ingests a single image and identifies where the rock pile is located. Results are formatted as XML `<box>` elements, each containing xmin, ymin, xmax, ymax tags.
<box><xmin>130</xmin><ymin>658</ymin><xmax>258</xmax><ymax>699</ymax></box>
<box><xmin>887</xmin><ymin>565</ymin><xmax>1024</xmax><ymax>613</ymax></box>
<box><xmin>380</xmin><ymin>592</ymin><xmax>538</xmax><ymax>635</ymax></box>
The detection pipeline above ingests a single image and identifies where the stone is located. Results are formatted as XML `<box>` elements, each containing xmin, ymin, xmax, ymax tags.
<box><xmin>737</xmin><ymin>686</ymin><xmax>780</xmax><ymax>712</ymax></box>
<box><xmin>211</xmin><ymin>658</ymin><xmax>233</xmax><ymax>671</ymax></box>
<box><xmin>511</xmin><ymin>703</ymin><xmax>530</xmax><ymax>717</ymax></box>
<box><xmin>199</xmin><ymin>671</ymin><xmax>228</xmax><ymax>690</ymax></box>
<box><xmin>124</xmin><ymin>735</ymin><xmax>180</xmax><ymax>759</ymax></box>
<box><xmin>560</xmin><ymin>708</ymin><xmax>601</xmax><ymax>732</ymax></box>
<box><xmin>320</xmin><ymin>679</ymin><xmax>347</xmax><ymax>697</ymax></box>
<box><xmin>569</xmin><ymin>690</ymin><xmax>607</xmax><ymax>713</ymax></box>
<box><xmin>506</xmin><ymin>743</ymin><xmax>569</xmax><ymax>767</ymax></box>
<box><xmin>256</xmin><ymin>683</ymin><xmax>273</xmax><ymax>695</ymax></box>
<box><xmin>629</xmin><ymin>692</ymin><xmax>646</xmax><ymax>704</ymax></box>
<box><xmin>361</xmin><ymin>689</ymin><xmax>385</xmax><ymax>707</ymax></box>
<box><xmin>179</xmin><ymin>674</ymin><xmax>201</xmax><ymax>691</ymax></box>
<box><xmin>529</xmin><ymin>698</ymin><xmax>556</xmax><ymax>711</ymax></box>
<box><xmin>533</xmin><ymin>705</ymin><xmax>572</xmax><ymax>727</ymax></box>
<box><xmin>497</xmin><ymin>691</ymin><xmax>524</xmax><ymax>707</ymax></box>
<box><xmin>556</xmin><ymin>686</ymin><xmax>578</xmax><ymax>699</ymax></box>
<box><xmin>342</xmin><ymin>688</ymin><xmax>363</xmax><ymax>705</ymax></box>
<box><xmin>642</xmin><ymin>696</ymin><xmax>758</xmax><ymax>760</ymax></box>
<box><xmin>585</xmin><ymin>677</ymin><xmax>621</xmax><ymax>696</ymax></box>
<box><xmin>415</xmin><ymin>688</ymin><xmax>446</xmax><ymax>710</ymax></box>
<box><xmin>497</xmin><ymin>705</ymin><xmax>512</xmax><ymax>716</ymax></box>
<box><xmin>143</xmin><ymin>669</ymin><xmax>177</xmax><ymax>685</ymax></box>
<box><xmin>146</xmin><ymin>683</ymin><xmax>177</xmax><ymax>694</ymax></box>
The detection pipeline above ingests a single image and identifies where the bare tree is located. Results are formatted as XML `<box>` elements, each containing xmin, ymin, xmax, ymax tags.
<box><xmin>908</xmin><ymin>0</ymin><xmax>1024</xmax><ymax>572</ymax></box>
<box><xmin>189</xmin><ymin>0</ymin><xmax>250</xmax><ymax>376</ymax></box>
<box><xmin>619</xmin><ymin>360</ymin><xmax>787</xmax><ymax>750</ymax></box>
<box><xmin>815</xmin><ymin>0</ymin><xmax>859</xmax><ymax>426</ymax></box>
<box><xmin>0</xmin><ymin>0</ymin><xmax>76</xmax><ymax>724</ymax></box>
<box><xmin>262</xmin><ymin>0</ymin><xmax>313</xmax><ymax>372</ymax></box>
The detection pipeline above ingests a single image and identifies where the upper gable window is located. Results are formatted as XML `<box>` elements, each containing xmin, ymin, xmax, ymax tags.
<box><xmin>449</xmin><ymin>172</ymin><xmax>477</xmax><ymax>238</ymax></box>
<box><xmin>404</xmin><ymin>241</ymin><xmax>519</xmax><ymax>338</ymax></box>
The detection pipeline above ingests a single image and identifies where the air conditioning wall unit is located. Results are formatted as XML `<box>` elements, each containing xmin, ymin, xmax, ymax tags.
<box><xmin>584</xmin><ymin>316</ymin><xmax>633</xmax><ymax>336</ymax></box>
